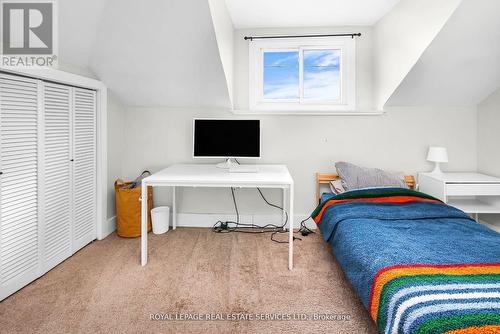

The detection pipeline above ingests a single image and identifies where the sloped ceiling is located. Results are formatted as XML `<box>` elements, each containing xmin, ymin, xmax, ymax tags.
<box><xmin>57</xmin><ymin>0</ymin><xmax>499</xmax><ymax>109</ymax></box>
<box><xmin>372</xmin><ymin>0</ymin><xmax>462</xmax><ymax>110</ymax></box>
<box><xmin>386</xmin><ymin>0</ymin><xmax>500</xmax><ymax>106</ymax></box>
<box><xmin>58</xmin><ymin>0</ymin><xmax>108</xmax><ymax>71</ymax></box>
<box><xmin>59</xmin><ymin>0</ymin><xmax>231</xmax><ymax>108</ymax></box>
<box><xmin>224</xmin><ymin>0</ymin><xmax>401</xmax><ymax>28</ymax></box>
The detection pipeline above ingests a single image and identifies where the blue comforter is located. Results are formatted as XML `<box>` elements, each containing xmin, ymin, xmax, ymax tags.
<box><xmin>315</xmin><ymin>188</ymin><xmax>500</xmax><ymax>334</ymax></box>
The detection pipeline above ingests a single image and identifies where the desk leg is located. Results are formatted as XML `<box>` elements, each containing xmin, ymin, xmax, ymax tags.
<box><xmin>141</xmin><ymin>182</ymin><xmax>148</xmax><ymax>266</ymax></box>
<box><xmin>288</xmin><ymin>184</ymin><xmax>294</xmax><ymax>270</ymax></box>
<box><xmin>282</xmin><ymin>187</ymin><xmax>287</xmax><ymax>228</ymax></box>
<box><xmin>172</xmin><ymin>187</ymin><xmax>177</xmax><ymax>230</ymax></box>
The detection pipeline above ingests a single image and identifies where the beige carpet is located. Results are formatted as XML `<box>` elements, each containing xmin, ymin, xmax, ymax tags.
<box><xmin>0</xmin><ymin>228</ymin><xmax>377</xmax><ymax>334</ymax></box>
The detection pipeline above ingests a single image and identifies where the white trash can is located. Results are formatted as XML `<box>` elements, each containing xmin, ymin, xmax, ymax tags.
<box><xmin>151</xmin><ymin>206</ymin><xmax>170</xmax><ymax>234</ymax></box>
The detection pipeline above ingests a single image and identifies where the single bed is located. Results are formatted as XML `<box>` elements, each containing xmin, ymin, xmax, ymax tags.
<box><xmin>313</xmin><ymin>173</ymin><xmax>500</xmax><ymax>334</ymax></box>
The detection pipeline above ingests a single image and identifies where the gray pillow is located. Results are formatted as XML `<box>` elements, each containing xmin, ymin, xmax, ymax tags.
<box><xmin>335</xmin><ymin>161</ymin><xmax>409</xmax><ymax>191</ymax></box>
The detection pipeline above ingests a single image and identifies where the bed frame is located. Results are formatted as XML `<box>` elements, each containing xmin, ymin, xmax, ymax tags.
<box><xmin>316</xmin><ymin>173</ymin><xmax>416</xmax><ymax>204</ymax></box>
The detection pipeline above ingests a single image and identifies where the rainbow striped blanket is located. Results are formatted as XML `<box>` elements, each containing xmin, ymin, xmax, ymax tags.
<box><xmin>313</xmin><ymin>188</ymin><xmax>500</xmax><ymax>334</ymax></box>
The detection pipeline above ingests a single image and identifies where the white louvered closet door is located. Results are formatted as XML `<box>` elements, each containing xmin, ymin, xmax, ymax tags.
<box><xmin>0</xmin><ymin>73</ymin><xmax>41</xmax><ymax>300</ymax></box>
<box><xmin>72</xmin><ymin>88</ymin><xmax>96</xmax><ymax>251</ymax></box>
<box><xmin>0</xmin><ymin>73</ymin><xmax>97</xmax><ymax>301</ymax></box>
<box><xmin>43</xmin><ymin>82</ymin><xmax>72</xmax><ymax>271</ymax></box>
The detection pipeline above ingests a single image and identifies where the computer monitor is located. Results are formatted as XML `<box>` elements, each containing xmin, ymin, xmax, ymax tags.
<box><xmin>193</xmin><ymin>119</ymin><xmax>260</xmax><ymax>167</ymax></box>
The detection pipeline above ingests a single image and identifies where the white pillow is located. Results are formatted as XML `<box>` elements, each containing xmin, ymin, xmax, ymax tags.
<box><xmin>329</xmin><ymin>179</ymin><xmax>346</xmax><ymax>194</ymax></box>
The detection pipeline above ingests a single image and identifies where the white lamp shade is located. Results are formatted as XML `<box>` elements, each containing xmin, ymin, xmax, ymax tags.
<box><xmin>427</xmin><ymin>146</ymin><xmax>448</xmax><ymax>163</ymax></box>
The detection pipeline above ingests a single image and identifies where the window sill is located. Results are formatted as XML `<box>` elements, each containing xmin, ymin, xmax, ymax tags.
<box><xmin>231</xmin><ymin>109</ymin><xmax>385</xmax><ymax>116</ymax></box>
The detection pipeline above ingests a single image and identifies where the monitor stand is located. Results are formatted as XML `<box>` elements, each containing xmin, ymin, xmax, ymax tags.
<box><xmin>215</xmin><ymin>158</ymin><xmax>237</xmax><ymax>169</ymax></box>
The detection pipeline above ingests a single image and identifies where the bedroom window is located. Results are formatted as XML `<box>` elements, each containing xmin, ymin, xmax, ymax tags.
<box><xmin>249</xmin><ymin>37</ymin><xmax>356</xmax><ymax>113</ymax></box>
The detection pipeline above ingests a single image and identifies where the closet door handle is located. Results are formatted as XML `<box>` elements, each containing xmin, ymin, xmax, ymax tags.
<box><xmin>70</xmin><ymin>159</ymin><xmax>74</xmax><ymax>162</ymax></box>
<box><xmin>0</xmin><ymin>171</ymin><xmax>3</xmax><ymax>175</ymax></box>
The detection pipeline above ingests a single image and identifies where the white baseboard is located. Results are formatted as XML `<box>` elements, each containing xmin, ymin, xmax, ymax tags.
<box><xmin>175</xmin><ymin>213</ymin><xmax>315</xmax><ymax>229</ymax></box>
<box><xmin>99</xmin><ymin>215</ymin><xmax>116</xmax><ymax>240</ymax></box>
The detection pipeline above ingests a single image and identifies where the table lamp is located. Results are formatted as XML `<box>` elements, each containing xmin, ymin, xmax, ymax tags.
<box><xmin>427</xmin><ymin>146</ymin><xmax>448</xmax><ymax>174</ymax></box>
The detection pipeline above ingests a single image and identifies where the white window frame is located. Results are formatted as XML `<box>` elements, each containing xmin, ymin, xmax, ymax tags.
<box><xmin>248</xmin><ymin>37</ymin><xmax>356</xmax><ymax>113</ymax></box>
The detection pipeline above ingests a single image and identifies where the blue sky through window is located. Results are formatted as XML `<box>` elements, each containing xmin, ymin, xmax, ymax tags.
<box><xmin>263</xmin><ymin>51</ymin><xmax>299</xmax><ymax>100</ymax></box>
<box><xmin>303</xmin><ymin>50</ymin><xmax>341</xmax><ymax>100</ymax></box>
<box><xmin>263</xmin><ymin>49</ymin><xmax>341</xmax><ymax>101</ymax></box>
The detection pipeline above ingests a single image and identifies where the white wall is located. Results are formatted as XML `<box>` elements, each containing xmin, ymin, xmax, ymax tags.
<box><xmin>373</xmin><ymin>0</ymin><xmax>461</xmax><ymax>110</ymax></box>
<box><xmin>57</xmin><ymin>62</ymin><xmax>98</xmax><ymax>80</ymax></box>
<box><xmin>120</xmin><ymin>105</ymin><xmax>477</xmax><ymax>220</ymax></box>
<box><xmin>106</xmin><ymin>92</ymin><xmax>126</xmax><ymax>220</ymax></box>
<box><xmin>208</xmin><ymin>0</ymin><xmax>235</xmax><ymax>107</ymax></box>
<box><xmin>386</xmin><ymin>0</ymin><xmax>500</xmax><ymax>107</ymax></box>
<box><xmin>113</xmin><ymin>23</ymin><xmax>478</xmax><ymax>224</ymax></box>
<box><xmin>477</xmin><ymin>88</ymin><xmax>500</xmax><ymax>176</ymax></box>
<box><xmin>477</xmin><ymin>87</ymin><xmax>500</xmax><ymax>228</ymax></box>
<box><xmin>53</xmin><ymin>6</ymin><xmax>491</xmax><ymax>233</ymax></box>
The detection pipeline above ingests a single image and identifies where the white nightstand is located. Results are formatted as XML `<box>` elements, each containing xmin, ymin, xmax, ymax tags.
<box><xmin>418</xmin><ymin>172</ymin><xmax>500</xmax><ymax>220</ymax></box>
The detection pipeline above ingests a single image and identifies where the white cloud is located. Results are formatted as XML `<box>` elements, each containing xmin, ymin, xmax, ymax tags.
<box><xmin>304</xmin><ymin>70</ymin><xmax>340</xmax><ymax>100</ymax></box>
<box><xmin>264</xmin><ymin>82</ymin><xmax>299</xmax><ymax>99</ymax></box>
<box><xmin>267</xmin><ymin>53</ymin><xmax>299</xmax><ymax>67</ymax></box>
<box><xmin>304</xmin><ymin>50</ymin><xmax>340</xmax><ymax>67</ymax></box>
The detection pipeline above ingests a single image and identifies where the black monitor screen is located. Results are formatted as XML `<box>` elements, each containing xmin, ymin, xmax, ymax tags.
<box><xmin>193</xmin><ymin>119</ymin><xmax>260</xmax><ymax>158</ymax></box>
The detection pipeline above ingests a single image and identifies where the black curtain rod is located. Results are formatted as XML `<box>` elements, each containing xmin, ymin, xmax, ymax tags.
<box><xmin>244</xmin><ymin>33</ymin><xmax>361</xmax><ymax>41</ymax></box>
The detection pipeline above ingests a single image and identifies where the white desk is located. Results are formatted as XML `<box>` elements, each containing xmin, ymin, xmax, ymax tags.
<box><xmin>141</xmin><ymin>164</ymin><xmax>295</xmax><ymax>269</ymax></box>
